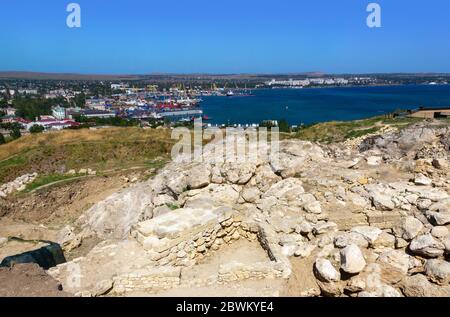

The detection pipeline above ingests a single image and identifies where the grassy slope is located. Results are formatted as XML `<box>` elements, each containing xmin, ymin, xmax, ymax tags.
<box><xmin>292</xmin><ymin>116</ymin><xmax>425</xmax><ymax>143</ymax></box>
<box><xmin>0</xmin><ymin>127</ymin><xmax>175</xmax><ymax>184</ymax></box>
<box><xmin>0</xmin><ymin>116</ymin><xmax>431</xmax><ymax>185</ymax></box>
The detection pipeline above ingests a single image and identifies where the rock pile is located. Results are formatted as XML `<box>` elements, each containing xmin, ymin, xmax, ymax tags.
<box><xmin>0</xmin><ymin>173</ymin><xmax>38</xmax><ymax>198</ymax></box>
<box><xmin>48</xmin><ymin>121</ymin><xmax>450</xmax><ymax>297</ymax></box>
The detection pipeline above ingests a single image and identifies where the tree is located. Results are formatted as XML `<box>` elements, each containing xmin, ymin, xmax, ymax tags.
<box><xmin>278</xmin><ymin>119</ymin><xmax>290</xmax><ymax>133</ymax></box>
<box><xmin>0</xmin><ymin>133</ymin><xmax>5</xmax><ymax>145</ymax></box>
<box><xmin>0</xmin><ymin>97</ymin><xmax>8</xmax><ymax>108</ymax></box>
<box><xmin>29</xmin><ymin>124</ymin><xmax>45</xmax><ymax>134</ymax></box>
<box><xmin>10</xmin><ymin>127</ymin><xmax>21</xmax><ymax>140</ymax></box>
<box><xmin>13</xmin><ymin>96</ymin><xmax>63</xmax><ymax>121</ymax></box>
<box><xmin>74</xmin><ymin>92</ymin><xmax>86</xmax><ymax>108</ymax></box>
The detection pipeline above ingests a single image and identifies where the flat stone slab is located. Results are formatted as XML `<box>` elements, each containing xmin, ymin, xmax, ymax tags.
<box><xmin>135</xmin><ymin>206</ymin><xmax>235</xmax><ymax>252</ymax></box>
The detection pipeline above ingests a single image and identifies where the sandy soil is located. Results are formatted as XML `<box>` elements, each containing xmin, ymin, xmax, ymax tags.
<box><xmin>2</xmin><ymin>174</ymin><xmax>129</xmax><ymax>226</ymax></box>
<box><xmin>0</xmin><ymin>263</ymin><xmax>71</xmax><ymax>297</ymax></box>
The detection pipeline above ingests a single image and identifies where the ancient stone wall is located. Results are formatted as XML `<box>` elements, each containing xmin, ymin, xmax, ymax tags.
<box><xmin>112</xmin><ymin>267</ymin><xmax>181</xmax><ymax>295</ymax></box>
<box><xmin>132</xmin><ymin>207</ymin><xmax>261</xmax><ymax>267</ymax></box>
<box><xmin>218</xmin><ymin>261</ymin><xmax>285</xmax><ymax>283</ymax></box>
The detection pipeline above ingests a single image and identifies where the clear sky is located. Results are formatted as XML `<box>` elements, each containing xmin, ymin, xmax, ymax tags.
<box><xmin>1</xmin><ymin>0</ymin><xmax>449</xmax><ymax>74</ymax></box>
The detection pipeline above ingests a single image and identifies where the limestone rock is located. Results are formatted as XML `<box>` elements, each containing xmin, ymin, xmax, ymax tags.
<box><xmin>414</xmin><ymin>174</ymin><xmax>432</xmax><ymax>186</ymax></box>
<box><xmin>350</xmin><ymin>226</ymin><xmax>382</xmax><ymax>245</ymax></box>
<box><xmin>427</xmin><ymin>211</ymin><xmax>450</xmax><ymax>226</ymax></box>
<box><xmin>340</xmin><ymin>244</ymin><xmax>366</xmax><ymax>274</ymax></box>
<box><xmin>373</xmin><ymin>232</ymin><xmax>396</xmax><ymax>249</ymax></box>
<box><xmin>316</xmin><ymin>280</ymin><xmax>343</xmax><ymax>297</ymax></box>
<box><xmin>314</xmin><ymin>258</ymin><xmax>340</xmax><ymax>282</ymax></box>
<box><xmin>334</xmin><ymin>232</ymin><xmax>369</xmax><ymax>249</ymax></box>
<box><xmin>444</xmin><ymin>237</ymin><xmax>450</xmax><ymax>254</ymax></box>
<box><xmin>431</xmin><ymin>226</ymin><xmax>449</xmax><ymax>239</ymax></box>
<box><xmin>424</xmin><ymin>259</ymin><xmax>450</xmax><ymax>285</ymax></box>
<box><xmin>378</xmin><ymin>284</ymin><xmax>402</xmax><ymax>297</ymax></box>
<box><xmin>377</xmin><ymin>249</ymin><xmax>410</xmax><ymax>274</ymax></box>
<box><xmin>253</xmin><ymin>164</ymin><xmax>282</xmax><ymax>192</ymax></box>
<box><xmin>313</xmin><ymin>222</ymin><xmax>338</xmax><ymax>236</ymax></box>
<box><xmin>393</xmin><ymin>216</ymin><xmax>424</xmax><ymax>241</ymax></box>
<box><xmin>400</xmin><ymin>274</ymin><xmax>450</xmax><ymax>297</ymax></box>
<box><xmin>80</xmin><ymin>182</ymin><xmax>154</xmax><ymax>239</ymax></box>
<box><xmin>187</xmin><ymin>165</ymin><xmax>211</xmax><ymax>189</ymax></box>
<box><xmin>241</xmin><ymin>187</ymin><xmax>261</xmax><ymax>203</ymax></box>
<box><xmin>57</xmin><ymin>226</ymin><xmax>82</xmax><ymax>252</ymax></box>
<box><xmin>262</xmin><ymin>178</ymin><xmax>304</xmax><ymax>200</ymax></box>
<box><xmin>409</xmin><ymin>234</ymin><xmax>445</xmax><ymax>258</ymax></box>
<box><xmin>222</xmin><ymin>162</ymin><xmax>256</xmax><ymax>185</ymax></box>
<box><xmin>304</xmin><ymin>201</ymin><xmax>322</xmax><ymax>214</ymax></box>
<box><xmin>92</xmin><ymin>279</ymin><xmax>113</xmax><ymax>297</ymax></box>
<box><xmin>371</xmin><ymin>193</ymin><xmax>394</xmax><ymax>211</ymax></box>
<box><xmin>345</xmin><ymin>276</ymin><xmax>366</xmax><ymax>293</ymax></box>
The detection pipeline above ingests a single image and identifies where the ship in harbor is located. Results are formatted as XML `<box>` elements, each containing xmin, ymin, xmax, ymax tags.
<box><xmin>125</xmin><ymin>98</ymin><xmax>204</xmax><ymax>122</ymax></box>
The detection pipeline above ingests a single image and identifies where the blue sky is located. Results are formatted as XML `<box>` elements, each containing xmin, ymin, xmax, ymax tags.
<box><xmin>0</xmin><ymin>0</ymin><xmax>449</xmax><ymax>74</ymax></box>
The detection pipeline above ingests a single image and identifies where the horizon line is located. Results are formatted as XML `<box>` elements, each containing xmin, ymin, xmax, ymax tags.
<box><xmin>1</xmin><ymin>70</ymin><xmax>450</xmax><ymax>78</ymax></box>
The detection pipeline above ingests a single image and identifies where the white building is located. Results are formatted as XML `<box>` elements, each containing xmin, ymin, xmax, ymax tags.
<box><xmin>52</xmin><ymin>106</ymin><xmax>67</xmax><ymax>120</ymax></box>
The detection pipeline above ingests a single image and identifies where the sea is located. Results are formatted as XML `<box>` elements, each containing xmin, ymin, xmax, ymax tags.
<box><xmin>200</xmin><ymin>84</ymin><xmax>450</xmax><ymax>125</ymax></box>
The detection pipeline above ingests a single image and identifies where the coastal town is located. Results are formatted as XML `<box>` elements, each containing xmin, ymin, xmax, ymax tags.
<box><xmin>2</xmin><ymin>0</ymin><xmax>450</xmax><ymax>307</ymax></box>
<box><xmin>1</xmin><ymin>73</ymin><xmax>450</xmax><ymax>141</ymax></box>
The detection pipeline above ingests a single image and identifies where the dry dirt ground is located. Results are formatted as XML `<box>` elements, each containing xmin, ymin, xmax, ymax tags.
<box><xmin>0</xmin><ymin>263</ymin><xmax>71</xmax><ymax>297</ymax></box>
<box><xmin>0</xmin><ymin>169</ymin><xmax>152</xmax><ymax>295</ymax></box>
<box><xmin>1</xmin><ymin>172</ymin><xmax>139</xmax><ymax>226</ymax></box>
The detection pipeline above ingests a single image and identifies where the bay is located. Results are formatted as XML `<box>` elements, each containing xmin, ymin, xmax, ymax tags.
<box><xmin>201</xmin><ymin>85</ymin><xmax>450</xmax><ymax>125</ymax></box>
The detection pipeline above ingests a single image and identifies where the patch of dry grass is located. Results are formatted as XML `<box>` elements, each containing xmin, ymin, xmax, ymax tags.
<box><xmin>0</xmin><ymin>127</ymin><xmax>175</xmax><ymax>183</ymax></box>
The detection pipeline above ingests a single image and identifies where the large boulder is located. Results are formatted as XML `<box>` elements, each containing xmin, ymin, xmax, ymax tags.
<box><xmin>221</xmin><ymin>162</ymin><xmax>256</xmax><ymax>185</ymax></box>
<box><xmin>393</xmin><ymin>216</ymin><xmax>424</xmax><ymax>241</ymax></box>
<box><xmin>262</xmin><ymin>178</ymin><xmax>304</xmax><ymax>200</ymax></box>
<box><xmin>340</xmin><ymin>244</ymin><xmax>366</xmax><ymax>274</ymax></box>
<box><xmin>414</xmin><ymin>174</ymin><xmax>432</xmax><ymax>186</ymax></box>
<box><xmin>424</xmin><ymin>259</ymin><xmax>450</xmax><ymax>285</ymax></box>
<box><xmin>409</xmin><ymin>234</ymin><xmax>445</xmax><ymax>258</ymax></box>
<box><xmin>350</xmin><ymin>226</ymin><xmax>382</xmax><ymax>245</ymax></box>
<box><xmin>426</xmin><ymin>211</ymin><xmax>450</xmax><ymax>226</ymax></box>
<box><xmin>314</xmin><ymin>258</ymin><xmax>340</xmax><ymax>282</ymax></box>
<box><xmin>79</xmin><ymin>182</ymin><xmax>154</xmax><ymax>239</ymax></box>
<box><xmin>186</xmin><ymin>165</ymin><xmax>211</xmax><ymax>189</ymax></box>
<box><xmin>400</xmin><ymin>274</ymin><xmax>450</xmax><ymax>297</ymax></box>
<box><xmin>376</xmin><ymin>249</ymin><xmax>410</xmax><ymax>274</ymax></box>
<box><xmin>334</xmin><ymin>232</ymin><xmax>369</xmax><ymax>249</ymax></box>
<box><xmin>303</xmin><ymin>201</ymin><xmax>322</xmax><ymax>214</ymax></box>
<box><xmin>241</xmin><ymin>187</ymin><xmax>261</xmax><ymax>203</ymax></box>
<box><xmin>270</xmin><ymin>141</ymin><xmax>324</xmax><ymax>178</ymax></box>
<box><xmin>373</xmin><ymin>194</ymin><xmax>395</xmax><ymax>211</ymax></box>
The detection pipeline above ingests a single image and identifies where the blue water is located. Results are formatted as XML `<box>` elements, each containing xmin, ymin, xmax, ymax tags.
<box><xmin>201</xmin><ymin>85</ymin><xmax>450</xmax><ymax>125</ymax></box>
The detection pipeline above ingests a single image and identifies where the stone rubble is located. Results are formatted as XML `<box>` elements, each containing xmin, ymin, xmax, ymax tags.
<box><xmin>0</xmin><ymin>173</ymin><xmax>38</xmax><ymax>198</ymax></box>
<box><xmin>45</xmin><ymin>122</ymin><xmax>450</xmax><ymax>297</ymax></box>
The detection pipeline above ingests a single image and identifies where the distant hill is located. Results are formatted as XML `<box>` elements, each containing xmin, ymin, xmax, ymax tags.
<box><xmin>0</xmin><ymin>71</ymin><xmax>449</xmax><ymax>81</ymax></box>
<box><xmin>0</xmin><ymin>72</ymin><xmax>142</xmax><ymax>81</ymax></box>
<box><xmin>0</xmin><ymin>71</ymin><xmax>327</xmax><ymax>81</ymax></box>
